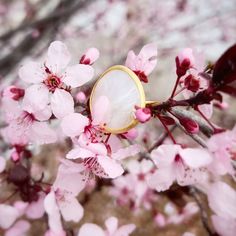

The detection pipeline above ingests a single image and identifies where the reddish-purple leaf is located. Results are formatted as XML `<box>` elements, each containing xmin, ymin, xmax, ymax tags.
<box><xmin>159</xmin><ymin>116</ymin><xmax>176</xmax><ymax>126</ymax></box>
<box><xmin>212</xmin><ymin>44</ymin><xmax>236</xmax><ymax>97</ymax></box>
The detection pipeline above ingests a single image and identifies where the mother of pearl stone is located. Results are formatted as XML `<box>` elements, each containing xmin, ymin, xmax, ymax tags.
<box><xmin>90</xmin><ymin>65</ymin><xmax>146</xmax><ymax>134</ymax></box>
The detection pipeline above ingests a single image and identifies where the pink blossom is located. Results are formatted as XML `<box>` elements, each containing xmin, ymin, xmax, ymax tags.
<box><xmin>125</xmin><ymin>43</ymin><xmax>157</xmax><ymax>83</ymax></box>
<box><xmin>0</xmin><ymin>204</ymin><xmax>19</xmax><ymax>229</ymax></box>
<box><xmin>44</xmin><ymin>159</ymin><xmax>85</xmax><ymax>228</ymax></box>
<box><xmin>148</xmin><ymin>144</ymin><xmax>212</xmax><ymax>191</ymax></box>
<box><xmin>207</xmin><ymin>126</ymin><xmax>236</xmax><ymax>176</ymax></box>
<box><xmin>44</xmin><ymin>191</ymin><xmax>66</xmax><ymax>236</ymax></box>
<box><xmin>5</xmin><ymin>220</ymin><xmax>30</xmax><ymax>236</ymax></box>
<box><xmin>77</xmin><ymin>216</ymin><xmax>136</xmax><ymax>236</ymax></box>
<box><xmin>135</xmin><ymin>107</ymin><xmax>151</xmax><ymax>123</ymax></box>
<box><xmin>207</xmin><ymin>181</ymin><xmax>236</xmax><ymax>236</ymax></box>
<box><xmin>80</xmin><ymin>47</ymin><xmax>100</xmax><ymax>65</ymax></box>
<box><xmin>19</xmin><ymin>41</ymin><xmax>94</xmax><ymax>119</ymax></box>
<box><xmin>1</xmin><ymin>98</ymin><xmax>56</xmax><ymax>145</ymax></box>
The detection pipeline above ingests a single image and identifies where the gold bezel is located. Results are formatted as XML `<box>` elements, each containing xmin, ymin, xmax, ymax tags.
<box><xmin>89</xmin><ymin>65</ymin><xmax>146</xmax><ymax>134</ymax></box>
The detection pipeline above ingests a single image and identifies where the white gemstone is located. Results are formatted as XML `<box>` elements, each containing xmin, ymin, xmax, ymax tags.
<box><xmin>90</xmin><ymin>67</ymin><xmax>145</xmax><ymax>132</ymax></box>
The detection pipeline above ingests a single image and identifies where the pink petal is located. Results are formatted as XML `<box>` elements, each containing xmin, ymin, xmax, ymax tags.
<box><xmin>5</xmin><ymin>220</ymin><xmax>30</xmax><ymax>236</ymax></box>
<box><xmin>211</xmin><ymin>215</ymin><xmax>236</xmax><ymax>236</ymax></box>
<box><xmin>61</xmin><ymin>113</ymin><xmax>89</xmax><ymax>137</ymax></box>
<box><xmin>0</xmin><ymin>156</ymin><xmax>6</xmax><ymax>173</ymax></box>
<box><xmin>125</xmin><ymin>50</ymin><xmax>136</xmax><ymax>71</ymax></box>
<box><xmin>66</xmin><ymin>148</ymin><xmax>95</xmax><ymax>160</ymax></box>
<box><xmin>151</xmin><ymin>144</ymin><xmax>180</xmax><ymax>167</ymax></box>
<box><xmin>33</xmin><ymin>105</ymin><xmax>52</xmax><ymax>121</ymax></box>
<box><xmin>80</xmin><ymin>48</ymin><xmax>100</xmax><ymax>65</ymax></box>
<box><xmin>179</xmin><ymin>148</ymin><xmax>213</xmax><ymax>168</ymax></box>
<box><xmin>105</xmin><ymin>217</ymin><xmax>118</xmax><ymax>234</ymax></box>
<box><xmin>138</xmin><ymin>43</ymin><xmax>158</xmax><ymax>75</ymax></box>
<box><xmin>54</xmin><ymin>161</ymin><xmax>85</xmax><ymax>195</ymax></box>
<box><xmin>97</xmin><ymin>155</ymin><xmax>124</xmax><ymax>178</ymax></box>
<box><xmin>44</xmin><ymin>191</ymin><xmax>65</xmax><ymax>235</ymax></box>
<box><xmin>0</xmin><ymin>204</ymin><xmax>19</xmax><ymax>229</ymax></box>
<box><xmin>46</xmin><ymin>41</ymin><xmax>71</xmax><ymax>74</ymax></box>
<box><xmin>25</xmin><ymin>193</ymin><xmax>45</xmax><ymax>219</ymax></box>
<box><xmin>22</xmin><ymin>84</ymin><xmax>49</xmax><ymax>111</ymax></box>
<box><xmin>78</xmin><ymin>134</ymin><xmax>108</xmax><ymax>156</ymax></box>
<box><xmin>147</xmin><ymin>167</ymin><xmax>175</xmax><ymax>192</ymax></box>
<box><xmin>58</xmin><ymin>195</ymin><xmax>84</xmax><ymax>222</ymax></box>
<box><xmin>112</xmin><ymin>144</ymin><xmax>141</xmax><ymax>161</ymax></box>
<box><xmin>18</xmin><ymin>61</ymin><xmax>46</xmax><ymax>84</ymax></box>
<box><xmin>78</xmin><ymin>223</ymin><xmax>105</xmax><ymax>236</ymax></box>
<box><xmin>30</xmin><ymin>122</ymin><xmax>57</xmax><ymax>144</ymax></box>
<box><xmin>92</xmin><ymin>95</ymin><xmax>110</xmax><ymax>126</ymax></box>
<box><xmin>207</xmin><ymin>181</ymin><xmax>236</xmax><ymax>218</ymax></box>
<box><xmin>63</xmin><ymin>64</ymin><xmax>94</xmax><ymax>88</ymax></box>
<box><xmin>51</xmin><ymin>88</ymin><xmax>74</xmax><ymax>119</ymax></box>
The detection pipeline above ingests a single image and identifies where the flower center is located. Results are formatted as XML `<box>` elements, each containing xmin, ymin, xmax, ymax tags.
<box><xmin>44</xmin><ymin>75</ymin><xmax>61</xmax><ymax>92</ymax></box>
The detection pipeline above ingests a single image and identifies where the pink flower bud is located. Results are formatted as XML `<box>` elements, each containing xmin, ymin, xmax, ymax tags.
<box><xmin>184</xmin><ymin>74</ymin><xmax>200</xmax><ymax>92</ymax></box>
<box><xmin>135</xmin><ymin>107</ymin><xmax>151</xmax><ymax>123</ymax></box>
<box><xmin>122</xmin><ymin>128</ymin><xmax>138</xmax><ymax>140</ymax></box>
<box><xmin>11</xmin><ymin>151</ymin><xmax>20</xmax><ymax>162</ymax></box>
<box><xmin>179</xmin><ymin>117</ymin><xmax>199</xmax><ymax>134</ymax></box>
<box><xmin>76</xmin><ymin>91</ymin><xmax>86</xmax><ymax>103</ymax></box>
<box><xmin>80</xmin><ymin>48</ymin><xmax>99</xmax><ymax>65</ymax></box>
<box><xmin>176</xmin><ymin>48</ymin><xmax>195</xmax><ymax>77</ymax></box>
<box><xmin>3</xmin><ymin>86</ymin><xmax>25</xmax><ymax>101</ymax></box>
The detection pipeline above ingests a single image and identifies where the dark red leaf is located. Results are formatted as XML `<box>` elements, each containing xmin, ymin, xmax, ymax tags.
<box><xmin>212</xmin><ymin>44</ymin><xmax>236</xmax><ymax>97</ymax></box>
<box><xmin>159</xmin><ymin>115</ymin><xmax>176</xmax><ymax>125</ymax></box>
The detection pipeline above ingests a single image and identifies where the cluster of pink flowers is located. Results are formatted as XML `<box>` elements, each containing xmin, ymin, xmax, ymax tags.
<box><xmin>0</xmin><ymin>40</ymin><xmax>235</xmax><ymax>236</ymax></box>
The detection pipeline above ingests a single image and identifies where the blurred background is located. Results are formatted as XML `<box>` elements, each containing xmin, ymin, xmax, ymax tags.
<box><xmin>0</xmin><ymin>0</ymin><xmax>236</xmax><ymax>235</ymax></box>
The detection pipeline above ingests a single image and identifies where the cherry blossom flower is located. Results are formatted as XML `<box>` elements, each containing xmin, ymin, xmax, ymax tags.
<box><xmin>1</xmin><ymin>97</ymin><xmax>56</xmax><ymax>145</ymax></box>
<box><xmin>207</xmin><ymin>181</ymin><xmax>236</xmax><ymax>236</ymax></box>
<box><xmin>207</xmin><ymin>125</ymin><xmax>236</xmax><ymax>176</ymax></box>
<box><xmin>44</xmin><ymin>159</ymin><xmax>85</xmax><ymax>224</ymax></box>
<box><xmin>147</xmin><ymin>144</ymin><xmax>212</xmax><ymax>191</ymax></box>
<box><xmin>125</xmin><ymin>43</ymin><xmax>157</xmax><ymax>83</ymax></box>
<box><xmin>19</xmin><ymin>41</ymin><xmax>95</xmax><ymax>119</ymax></box>
<box><xmin>77</xmin><ymin>216</ymin><xmax>136</xmax><ymax>236</ymax></box>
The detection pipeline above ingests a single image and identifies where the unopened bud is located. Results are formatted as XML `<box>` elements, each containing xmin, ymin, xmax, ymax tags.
<box><xmin>3</xmin><ymin>86</ymin><xmax>25</xmax><ymax>101</ymax></box>
<box><xmin>179</xmin><ymin>117</ymin><xmax>199</xmax><ymax>134</ymax></box>
<box><xmin>80</xmin><ymin>48</ymin><xmax>99</xmax><ymax>65</ymax></box>
<box><xmin>135</xmin><ymin>107</ymin><xmax>151</xmax><ymax>123</ymax></box>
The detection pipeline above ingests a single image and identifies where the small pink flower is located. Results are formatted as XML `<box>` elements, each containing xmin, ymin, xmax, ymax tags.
<box><xmin>19</xmin><ymin>41</ymin><xmax>95</xmax><ymax>119</ymax></box>
<box><xmin>125</xmin><ymin>43</ymin><xmax>157</xmax><ymax>83</ymax></box>
<box><xmin>135</xmin><ymin>107</ymin><xmax>151</xmax><ymax>123</ymax></box>
<box><xmin>80</xmin><ymin>47</ymin><xmax>100</xmax><ymax>65</ymax></box>
<box><xmin>5</xmin><ymin>220</ymin><xmax>30</xmax><ymax>236</ymax></box>
<box><xmin>148</xmin><ymin>144</ymin><xmax>212</xmax><ymax>191</ymax></box>
<box><xmin>0</xmin><ymin>204</ymin><xmax>19</xmax><ymax>229</ymax></box>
